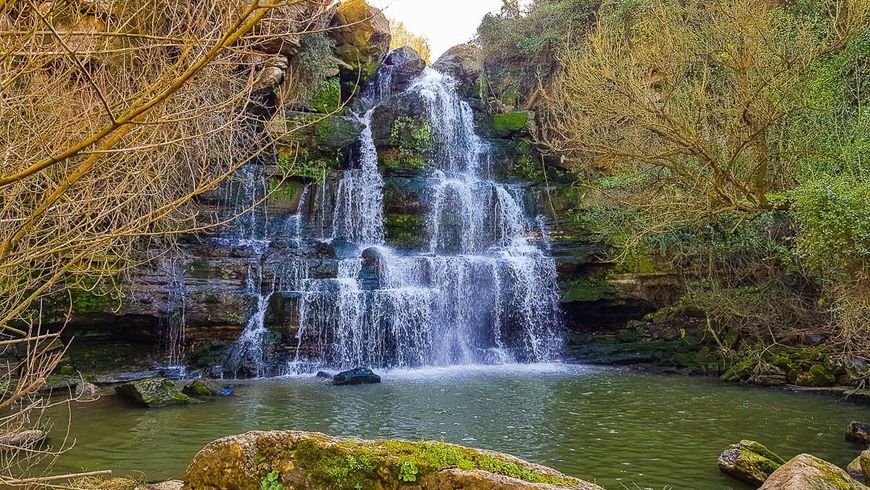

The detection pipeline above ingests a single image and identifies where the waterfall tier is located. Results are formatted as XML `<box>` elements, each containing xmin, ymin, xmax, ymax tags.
<box><xmin>224</xmin><ymin>67</ymin><xmax>563</xmax><ymax>377</ymax></box>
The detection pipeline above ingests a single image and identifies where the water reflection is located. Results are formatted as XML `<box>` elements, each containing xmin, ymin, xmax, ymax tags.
<box><xmin>49</xmin><ymin>365</ymin><xmax>870</xmax><ymax>489</ymax></box>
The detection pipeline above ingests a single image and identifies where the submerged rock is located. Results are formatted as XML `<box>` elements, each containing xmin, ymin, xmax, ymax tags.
<box><xmin>718</xmin><ymin>440</ymin><xmax>786</xmax><ymax>485</ymax></box>
<box><xmin>848</xmin><ymin>422</ymin><xmax>870</xmax><ymax>445</ymax></box>
<box><xmin>760</xmin><ymin>454</ymin><xmax>869</xmax><ymax>489</ymax></box>
<box><xmin>75</xmin><ymin>381</ymin><xmax>100</xmax><ymax>401</ymax></box>
<box><xmin>182</xmin><ymin>379</ymin><xmax>221</xmax><ymax>398</ymax></box>
<box><xmin>115</xmin><ymin>378</ymin><xmax>192</xmax><ymax>408</ymax></box>
<box><xmin>315</xmin><ymin>371</ymin><xmax>334</xmax><ymax>380</ymax></box>
<box><xmin>333</xmin><ymin>367</ymin><xmax>381</xmax><ymax>386</ymax></box>
<box><xmin>183</xmin><ymin>430</ymin><xmax>601</xmax><ymax>490</ymax></box>
<box><xmin>0</xmin><ymin>429</ymin><xmax>47</xmax><ymax>448</ymax></box>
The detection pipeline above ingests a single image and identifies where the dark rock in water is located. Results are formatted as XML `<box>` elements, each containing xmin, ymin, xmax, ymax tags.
<box><xmin>115</xmin><ymin>378</ymin><xmax>192</xmax><ymax>408</ymax></box>
<box><xmin>316</xmin><ymin>371</ymin><xmax>334</xmax><ymax>380</ymax></box>
<box><xmin>718</xmin><ymin>440</ymin><xmax>785</xmax><ymax>486</ymax></box>
<box><xmin>382</xmin><ymin>47</ymin><xmax>426</xmax><ymax>93</ymax></box>
<box><xmin>182</xmin><ymin>379</ymin><xmax>221</xmax><ymax>397</ymax></box>
<box><xmin>333</xmin><ymin>367</ymin><xmax>381</xmax><ymax>386</ymax></box>
<box><xmin>0</xmin><ymin>429</ymin><xmax>47</xmax><ymax>448</ymax></box>
<box><xmin>848</xmin><ymin>422</ymin><xmax>870</xmax><ymax>445</ymax></box>
<box><xmin>759</xmin><ymin>453</ymin><xmax>868</xmax><ymax>489</ymax></box>
<box><xmin>75</xmin><ymin>381</ymin><xmax>101</xmax><ymax>401</ymax></box>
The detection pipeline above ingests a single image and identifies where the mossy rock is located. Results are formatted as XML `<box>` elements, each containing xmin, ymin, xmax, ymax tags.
<box><xmin>492</xmin><ymin>111</ymin><xmax>530</xmax><ymax>138</ymax></box>
<box><xmin>759</xmin><ymin>453</ymin><xmax>869</xmax><ymax>489</ymax></box>
<box><xmin>384</xmin><ymin>213</ymin><xmax>427</xmax><ymax>250</ymax></box>
<box><xmin>796</xmin><ymin>364</ymin><xmax>837</xmax><ymax>387</ymax></box>
<box><xmin>184</xmin><ymin>431</ymin><xmax>602</xmax><ymax>490</ymax></box>
<box><xmin>182</xmin><ymin>379</ymin><xmax>220</xmax><ymax>398</ymax></box>
<box><xmin>309</xmin><ymin>77</ymin><xmax>342</xmax><ymax>113</ymax></box>
<box><xmin>718</xmin><ymin>440</ymin><xmax>786</xmax><ymax>486</ymax></box>
<box><xmin>115</xmin><ymin>378</ymin><xmax>191</xmax><ymax>408</ymax></box>
<box><xmin>314</xmin><ymin>113</ymin><xmax>364</xmax><ymax>150</ymax></box>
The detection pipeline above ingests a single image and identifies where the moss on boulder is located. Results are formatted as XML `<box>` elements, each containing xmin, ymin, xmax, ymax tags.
<box><xmin>182</xmin><ymin>379</ymin><xmax>220</xmax><ymax>398</ymax></box>
<box><xmin>309</xmin><ymin>77</ymin><xmax>342</xmax><ymax>113</ymax></box>
<box><xmin>759</xmin><ymin>454</ymin><xmax>869</xmax><ymax>489</ymax></box>
<box><xmin>493</xmin><ymin>111</ymin><xmax>530</xmax><ymax>137</ymax></box>
<box><xmin>183</xmin><ymin>431</ymin><xmax>601</xmax><ymax>490</ymax></box>
<box><xmin>115</xmin><ymin>378</ymin><xmax>191</xmax><ymax>408</ymax></box>
<box><xmin>718</xmin><ymin>440</ymin><xmax>786</xmax><ymax>486</ymax></box>
<box><xmin>861</xmin><ymin>450</ymin><xmax>870</xmax><ymax>482</ymax></box>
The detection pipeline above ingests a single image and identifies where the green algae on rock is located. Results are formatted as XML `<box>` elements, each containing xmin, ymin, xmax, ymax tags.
<box><xmin>718</xmin><ymin>440</ymin><xmax>786</xmax><ymax>486</ymax></box>
<box><xmin>183</xmin><ymin>431</ymin><xmax>602</xmax><ymax>490</ymax></box>
<box><xmin>115</xmin><ymin>378</ymin><xmax>191</xmax><ymax>408</ymax></box>
<box><xmin>759</xmin><ymin>454</ymin><xmax>869</xmax><ymax>490</ymax></box>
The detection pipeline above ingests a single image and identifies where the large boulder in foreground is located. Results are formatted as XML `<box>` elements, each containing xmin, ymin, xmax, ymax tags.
<box><xmin>862</xmin><ymin>450</ymin><xmax>870</xmax><ymax>482</ymax></box>
<box><xmin>115</xmin><ymin>378</ymin><xmax>192</xmax><ymax>408</ymax></box>
<box><xmin>183</xmin><ymin>431</ymin><xmax>602</xmax><ymax>490</ymax></box>
<box><xmin>760</xmin><ymin>454</ymin><xmax>869</xmax><ymax>489</ymax></box>
<box><xmin>718</xmin><ymin>440</ymin><xmax>786</xmax><ymax>485</ymax></box>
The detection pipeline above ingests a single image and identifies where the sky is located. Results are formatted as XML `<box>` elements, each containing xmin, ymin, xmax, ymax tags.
<box><xmin>368</xmin><ymin>0</ymin><xmax>506</xmax><ymax>60</ymax></box>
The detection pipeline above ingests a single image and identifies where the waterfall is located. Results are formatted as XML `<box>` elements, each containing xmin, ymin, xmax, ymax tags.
<box><xmin>223</xmin><ymin>64</ymin><xmax>562</xmax><ymax>377</ymax></box>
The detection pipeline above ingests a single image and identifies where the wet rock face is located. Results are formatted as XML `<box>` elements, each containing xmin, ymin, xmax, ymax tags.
<box><xmin>718</xmin><ymin>440</ymin><xmax>786</xmax><ymax>486</ymax></box>
<box><xmin>183</xmin><ymin>430</ymin><xmax>601</xmax><ymax>490</ymax></box>
<box><xmin>382</xmin><ymin>47</ymin><xmax>427</xmax><ymax>93</ymax></box>
<box><xmin>759</xmin><ymin>454</ymin><xmax>869</xmax><ymax>490</ymax></box>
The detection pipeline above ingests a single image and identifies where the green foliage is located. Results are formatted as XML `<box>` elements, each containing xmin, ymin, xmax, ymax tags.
<box><xmin>294</xmin><ymin>33</ymin><xmax>341</xmax><ymax>100</ymax></box>
<box><xmin>790</xmin><ymin>176</ymin><xmax>870</xmax><ymax>278</ymax></box>
<box><xmin>492</xmin><ymin>111</ymin><xmax>529</xmax><ymax>137</ymax></box>
<box><xmin>477</xmin><ymin>0</ymin><xmax>601</xmax><ymax>106</ymax></box>
<box><xmin>387</xmin><ymin>116</ymin><xmax>432</xmax><ymax>166</ymax></box>
<box><xmin>289</xmin><ymin>439</ymin><xmax>574</xmax><ymax>489</ymax></box>
<box><xmin>397</xmin><ymin>461</ymin><xmax>419</xmax><ymax>482</ymax></box>
<box><xmin>276</xmin><ymin>146</ymin><xmax>339</xmax><ymax>181</ymax></box>
<box><xmin>309</xmin><ymin>78</ymin><xmax>342</xmax><ymax>113</ymax></box>
<box><xmin>260</xmin><ymin>471</ymin><xmax>285</xmax><ymax>490</ymax></box>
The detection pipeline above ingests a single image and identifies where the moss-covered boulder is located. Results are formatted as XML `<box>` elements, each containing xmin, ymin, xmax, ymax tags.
<box><xmin>182</xmin><ymin>379</ymin><xmax>221</xmax><ymax>398</ymax></box>
<box><xmin>183</xmin><ymin>431</ymin><xmax>602</xmax><ymax>490</ymax></box>
<box><xmin>718</xmin><ymin>440</ymin><xmax>786</xmax><ymax>486</ymax></box>
<box><xmin>493</xmin><ymin>111</ymin><xmax>530</xmax><ymax>138</ymax></box>
<box><xmin>115</xmin><ymin>378</ymin><xmax>192</xmax><ymax>408</ymax></box>
<box><xmin>848</xmin><ymin>422</ymin><xmax>870</xmax><ymax>445</ymax></box>
<box><xmin>328</xmin><ymin>0</ymin><xmax>391</xmax><ymax>86</ymax></box>
<box><xmin>861</xmin><ymin>450</ymin><xmax>870</xmax><ymax>482</ymax></box>
<box><xmin>760</xmin><ymin>454</ymin><xmax>869</xmax><ymax>489</ymax></box>
<box><xmin>847</xmin><ymin>454</ymin><xmax>867</xmax><ymax>482</ymax></box>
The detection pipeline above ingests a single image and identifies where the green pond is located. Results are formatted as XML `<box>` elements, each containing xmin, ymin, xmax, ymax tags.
<box><xmin>49</xmin><ymin>364</ymin><xmax>869</xmax><ymax>489</ymax></box>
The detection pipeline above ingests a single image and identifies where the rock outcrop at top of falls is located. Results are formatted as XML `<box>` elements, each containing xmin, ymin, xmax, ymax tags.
<box><xmin>183</xmin><ymin>431</ymin><xmax>603</xmax><ymax>490</ymax></box>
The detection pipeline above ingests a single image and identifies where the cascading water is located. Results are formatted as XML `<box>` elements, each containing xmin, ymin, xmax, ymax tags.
<box><xmin>223</xmin><ymin>64</ymin><xmax>562</xmax><ymax>377</ymax></box>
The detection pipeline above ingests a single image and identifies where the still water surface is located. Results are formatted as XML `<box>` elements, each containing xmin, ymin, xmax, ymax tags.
<box><xmin>49</xmin><ymin>364</ymin><xmax>870</xmax><ymax>489</ymax></box>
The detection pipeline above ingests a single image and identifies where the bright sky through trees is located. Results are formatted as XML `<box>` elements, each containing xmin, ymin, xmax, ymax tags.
<box><xmin>369</xmin><ymin>0</ymin><xmax>505</xmax><ymax>59</ymax></box>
